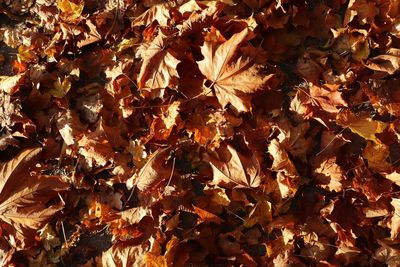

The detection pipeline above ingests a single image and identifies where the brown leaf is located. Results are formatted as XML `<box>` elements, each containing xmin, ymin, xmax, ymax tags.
<box><xmin>192</xmin><ymin>205</ymin><xmax>223</xmax><ymax>224</ymax></box>
<box><xmin>78</xmin><ymin>121</ymin><xmax>115</xmax><ymax>167</ymax></box>
<box><xmin>119</xmin><ymin>206</ymin><xmax>150</xmax><ymax>225</ymax></box>
<box><xmin>206</xmin><ymin>144</ymin><xmax>262</xmax><ymax>188</ymax></box>
<box><xmin>312</xmin><ymin>156</ymin><xmax>344</xmax><ymax>192</ymax></box>
<box><xmin>336</xmin><ymin>110</ymin><xmax>387</xmax><ymax>143</ymax></box>
<box><xmin>132</xmin><ymin>2</ymin><xmax>173</xmax><ymax>27</ymax></box>
<box><xmin>197</xmin><ymin>28</ymin><xmax>275</xmax><ymax>112</ymax></box>
<box><xmin>390</xmin><ymin>198</ymin><xmax>400</xmax><ymax>240</ymax></box>
<box><xmin>150</xmin><ymin>101</ymin><xmax>181</xmax><ymax>141</ymax></box>
<box><xmin>0</xmin><ymin>73</ymin><xmax>25</xmax><ymax>95</ymax></box>
<box><xmin>136</xmin><ymin>33</ymin><xmax>180</xmax><ymax>98</ymax></box>
<box><xmin>133</xmin><ymin>147</ymin><xmax>171</xmax><ymax>192</ymax></box>
<box><xmin>145</xmin><ymin>252</ymin><xmax>167</xmax><ymax>267</ymax></box>
<box><xmin>99</xmin><ymin>242</ymin><xmax>148</xmax><ymax>267</ymax></box>
<box><xmin>365</xmin><ymin>48</ymin><xmax>400</xmax><ymax>75</ymax></box>
<box><xmin>0</xmin><ymin>148</ymin><xmax>68</xmax><ymax>249</ymax></box>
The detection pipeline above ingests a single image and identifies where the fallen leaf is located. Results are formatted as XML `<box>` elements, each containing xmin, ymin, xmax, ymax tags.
<box><xmin>57</xmin><ymin>0</ymin><xmax>84</xmax><ymax>23</ymax></box>
<box><xmin>192</xmin><ymin>205</ymin><xmax>223</xmax><ymax>224</ymax></box>
<box><xmin>0</xmin><ymin>148</ymin><xmax>68</xmax><ymax>249</ymax></box>
<box><xmin>390</xmin><ymin>198</ymin><xmax>400</xmax><ymax>240</ymax></box>
<box><xmin>136</xmin><ymin>33</ymin><xmax>180</xmax><ymax>98</ymax></box>
<box><xmin>100</xmin><ymin>242</ymin><xmax>148</xmax><ymax>267</ymax></box>
<box><xmin>365</xmin><ymin>48</ymin><xmax>400</xmax><ymax>75</ymax></box>
<box><xmin>312</xmin><ymin>156</ymin><xmax>344</xmax><ymax>192</ymax></box>
<box><xmin>336</xmin><ymin>110</ymin><xmax>387</xmax><ymax>143</ymax></box>
<box><xmin>132</xmin><ymin>2</ymin><xmax>173</xmax><ymax>27</ymax></box>
<box><xmin>0</xmin><ymin>73</ymin><xmax>25</xmax><ymax>95</ymax></box>
<box><xmin>362</xmin><ymin>141</ymin><xmax>391</xmax><ymax>172</ymax></box>
<box><xmin>145</xmin><ymin>252</ymin><xmax>167</xmax><ymax>267</ymax></box>
<box><xmin>197</xmin><ymin>28</ymin><xmax>275</xmax><ymax>112</ymax></box>
<box><xmin>206</xmin><ymin>144</ymin><xmax>262</xmax><ymax>188</ymax></box>
<box><xmin>133</xmin><ymin>147</ymin><xmax>171</xmax><ymax>192</ymax></box>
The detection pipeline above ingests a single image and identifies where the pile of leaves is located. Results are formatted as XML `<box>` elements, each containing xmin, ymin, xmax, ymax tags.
<box><xmin>1</xmin><ymin>0</ymin><xmax>400</xmax><ymax>266</ymax></box>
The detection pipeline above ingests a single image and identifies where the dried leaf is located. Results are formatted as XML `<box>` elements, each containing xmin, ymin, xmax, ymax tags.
<box><xmin>197</xmin><ymin>28</ymin><xmax>275</xmax><ymax>112</ymax></box>
<box><xmin>336</xmin><ymin>110</ymin><xmax>387</xmax><ymax>143</ymax></box>
<box><xmin>134</xmin><ymin>147</ymin><xmax>171</xmax><ymax>192</ymax></box>
<box><xmin>207</xmin><ymin>144</ymin><xmax>262</xmax><ymax>188</ymax></box>
<box><xmin>365</xmin><ymin>48</ymin><xmax>400</xmax><ymax>75</ymax></box>
<box><xmin>0</xmin><ymin>73</ymin><xmax>25</xmax><ymax>95</ymax></box>
<box><xmin>136</xmin><ymin>33</ymin><xmax>180</xmax><ymax>98</ymax></box>
<box><xmin>0</xmin><ymin>148</ymin><xmax>68</xmax><ymax>249</ymax></box>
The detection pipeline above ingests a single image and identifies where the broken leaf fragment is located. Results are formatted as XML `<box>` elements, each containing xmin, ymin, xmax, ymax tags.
<box><xmin>0</xmin><ymin>73</ymin><xmax>25</xmax><ymax>95</ymax></box>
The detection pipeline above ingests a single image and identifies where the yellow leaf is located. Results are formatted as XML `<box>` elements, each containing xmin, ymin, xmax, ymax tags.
<box><xmin>57</xmin><ymin>0</ymin><xmax>84</xmax><ymax>22</ymax></box>
<box><xmin>17</xmin><ymin>45</ymin><xmax>36</xmax><ymax>63</ymax></box>
<box><xmin>49</xmin><ymin>77</ymin><xmax>71</xmax><ymax>98</ymax></box>
<box><xmin>336</xmin><ymin>110</ymin><xmax>387</xmax><ymax>143</ymax></box>
<box><xmin>244</xmin><ymin>201</ymin><xmax>272</xmax><ymax>228</ymax></box>
<box><xmin>117</xmin><ymin>38</ymin><xmax>140</xmax><ymax>54</ymax></box>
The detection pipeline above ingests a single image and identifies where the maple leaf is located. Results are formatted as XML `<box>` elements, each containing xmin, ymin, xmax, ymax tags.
<box><xmin>185</xmin><ymin>109</ymin><xmax>242</xmax><ymax>148</ymax></box>
<box><xmin>57</xmin><ymin>0</ymin><xmax>84</xmax><ymax>23</ymax></box>
<box><xmin>336</xmin><ymin>110</ymin><xmax>387</xmax><ymax>143</ymax></box>
<box><xmin>49</xmin><ymin>76</ymin><xmax>71</xmax><ymax>98</ymax></box>
<box><xmin>312</xmin><ymin>156</ymin><xmax>345</xmax><ymax>192</ymax></box>
<box><xmin>150</xmin><ymin>101</ymin><xmax>181</xmax><ymax>141</ymax></box>
<box><xmin>132</xmin><ymin>147</ymin><xmax>172</xmax><ymax>192</ymax></box>
<box><xmin>0</xmin><ymin>148</ymin><xmax>68</xmax><ymax>249</ymax></box>
<box><xmin>78</xmin><ymin>122</ymin><xmax>115</xmax><ymax>167</ymax></box>
<box><xmin>132</xmin><ymin>2</ymin><xmax>173</xmax><ymax>27</ymax></box>
<box><xmin>100</xmin><ymin>242</ymin><xmax>148</xmax><ymax>267</ymax></box>
<box><xmin>136</xmin><ymin>33</ymin><xmax>180</xmax><ymax>98</ymax></box>
<box><xmin>197</xmin><ymin>28</ymin><xmax>275</xmax><ymax>112</ymax></box>
<box><xmin>206</xmin><ymin>144</ymin><xmax>262</xmax><ymax>188</ymax></box>
<box><xmin>178</xmin><ymin>2</ymin><xmax>224</xmax><ymax>36</ymax></box>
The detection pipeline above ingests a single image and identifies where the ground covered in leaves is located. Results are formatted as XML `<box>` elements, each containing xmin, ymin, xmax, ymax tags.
<box><xmin>1</xmin><ymin>0</ymin><xmax>400</xmax><ymax>266</ymax></box>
